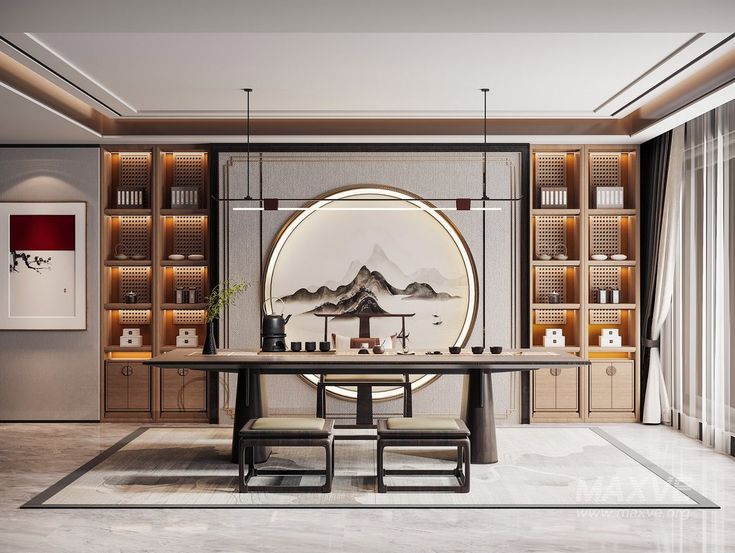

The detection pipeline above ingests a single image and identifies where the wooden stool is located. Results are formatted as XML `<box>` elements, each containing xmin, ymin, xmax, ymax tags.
<box><xmin>377</xmin><ymin>417</ymin><xmax>470</xmax><ymax>493</ymax></box>
<box><xmin>238</xmin><ymin>418</ymin><xmax>335</xmax><ymax>493</ymax></box>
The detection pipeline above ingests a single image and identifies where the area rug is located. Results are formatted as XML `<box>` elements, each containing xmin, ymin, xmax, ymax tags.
<box><xmin>23</xmin><ymin>426</ymin><xmax>717</xmax><ymax>509</ymax></box>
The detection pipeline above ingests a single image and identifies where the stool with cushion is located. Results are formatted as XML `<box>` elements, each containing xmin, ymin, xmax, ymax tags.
<box><xmin>377</xmin><ymin>417</ymin><xmax>470</xmax><ymax>493</ymax></box>
<box><xmin>316</xmin><ymin>336</ymin><xmax>412</xmax><ymax>426</ymax></box>
<box><xmin>238</xmin><ymin>417</ymin><xmax>334</xmax><ymax>493</ymax></box>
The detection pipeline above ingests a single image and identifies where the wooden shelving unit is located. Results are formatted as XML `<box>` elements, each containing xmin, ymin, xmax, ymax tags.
<box><xmin>529</xmin><ymin>145</ymin><xmax>640</xmax><ymax>423</ymax></box>
<box><xmin>100</xmin><ymin>146</ymin><xmax>211</xmax><ymax>422</ymax></box>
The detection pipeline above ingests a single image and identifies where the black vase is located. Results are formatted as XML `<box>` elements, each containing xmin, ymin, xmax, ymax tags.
<box><xmin>202</xmin><ymin>320</ymin><xmax>217</xmax><ymax>355</ymax></box>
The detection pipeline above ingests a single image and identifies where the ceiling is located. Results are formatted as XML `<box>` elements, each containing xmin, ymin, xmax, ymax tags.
<box><xmin>1</xmin><ymin>1</ymin><xmax>735</xmax><ymax>144</ymax></box>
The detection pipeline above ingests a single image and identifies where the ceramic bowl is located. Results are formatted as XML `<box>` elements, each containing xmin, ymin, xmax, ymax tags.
<box><xmin>490</xmin><ymin>346</ymin><xmax>503</xmax><ymax>354</ymax></box>
<box><xmin>188</xmin><ymin>254</ymin><xmax>205</xmax><ymax>261</ymax></box>
<box><xmin>537</xmin><ymin>254</ymin><xmax>552</xmax><ymax>261</ymax></box>
<box><xmin>372</xmin><ymin>346</ymin><xmax>385</xmax><ymax>354</ymax></box>
<box><xmin>471</xmin><ymin>346</ymin><xmax>484</xmax><ymax>354</ymax></box>
<box><xmin>305</xmin><ymin>341</ymin><xmax>316</xmax><ymax>352</ymax></box>
<box><xmin>449</xmin><ymin>346</ymin><xmax>462</xmax><ymax>354</ymax></box>
<box><xmin>168</xmin><ymin>254</ymin><xmax>185</xmax><ymax>261</ymax></box>
<box><xmin>610</xmin><ymin>254</ymin><xmax>628</xmax><ymax>261</ymax></box>
<box><xmin>114</xmin><ymin>254</ymin><xmax>129</xmax><ymax>260</ymax></box>
<box><xmin>290</xmin><ymin>342</ymin><xmax>302</xmax><ymax>352</ymax></box>
<box><xmin>319</xmin><ymin>341</ymin><xmax>331</xmax><ymax>352</ymax></box>
<box><xmin>591</xmin><ymin>254</ymin><xmax>608</xmax><ymax>261</ymax></box>
<box><xmin>553</xmin><ymin>254</ymin><xmax>569</xmax><ymax>261</ymax></box>
<box><xmin>130</xmin><ymin>254</ymin><xmax>146</xmax><ymax>260</ymax></box>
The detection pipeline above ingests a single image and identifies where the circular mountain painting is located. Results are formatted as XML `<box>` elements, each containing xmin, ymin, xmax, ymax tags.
<box><xmin>263</xmin><ymin>186</ymin><xmax>478</xmax><ymax>399</ymax></box>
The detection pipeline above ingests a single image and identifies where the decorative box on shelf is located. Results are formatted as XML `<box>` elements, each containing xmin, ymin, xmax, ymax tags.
<box><xmin>540</xmin><ymin>186</ymin><xmax>568</xmax><ymax>208</ymax></box>
<box><xmin>542</xmin><ymin>328</ymin><xmax>566</xmax><ymax>347</ymax></box>
<box><xmin>171</xmin><ymin>186</ymin><xmax>200</xmax><ymax>209</ymax></box>
<box><xmin>598</xmin><ymin>328</ymin><xmax>622</xmax><ymax>347</ymax></box>
<box><xmin>122</xmin><ymin>328</ymin><xmax>140</xmax><ymax>337</ymax></box>
<box><xmin>594</xmin><ymin>186</ymin><xmax>624</xmax><ymax>209</ymax></box>
<box><xmin>116</xmin><ymin>189</ymin><xmax>146</xmax><ymax>208</ymax></box>
<box><xmin>175</xmin><ymin>328</ymin><xmax>198</xmax><ymax>348</ymax></box>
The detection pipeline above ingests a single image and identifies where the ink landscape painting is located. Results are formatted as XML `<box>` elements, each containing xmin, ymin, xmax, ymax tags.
<box><xmin>264</xmin><ymin>189</ymin><xmax>477</xmax><ymax>349</ymax></box>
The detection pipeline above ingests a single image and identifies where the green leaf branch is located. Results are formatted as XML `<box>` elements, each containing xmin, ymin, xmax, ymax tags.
<box><xmin>205</xmin><ymin>279</ymin><xmax>249</xmax><ymax>323</ymax></box>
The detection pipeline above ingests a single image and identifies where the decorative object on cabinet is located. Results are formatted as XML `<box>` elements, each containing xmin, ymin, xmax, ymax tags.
<box><xmin>203</xmin><ymin>279</ymin><xmax>249</xmax><ymax>354</ymax></box>
<box><xmin>543</xmin><ymin>328</ymin><xmax>565</xmax><ymax>348</ymax></box>
<box><xmin>0</xmin><ymin>202</ymin><xmax>86</xmax><ymax>330</ymax></box>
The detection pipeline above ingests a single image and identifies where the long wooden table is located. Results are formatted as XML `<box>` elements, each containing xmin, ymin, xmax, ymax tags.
<box><xmin>145</xmin><ymin>348</ymin><xmax>588</xmax><ymax>464</ymax></box>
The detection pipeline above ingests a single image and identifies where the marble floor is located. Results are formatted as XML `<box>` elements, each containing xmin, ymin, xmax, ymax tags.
<box><xmin>1</xmin><ymin>422</ymin><xmax>734</xmax><ymax>552</ymax></box>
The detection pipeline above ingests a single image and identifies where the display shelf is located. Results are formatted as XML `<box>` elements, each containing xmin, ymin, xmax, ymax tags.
<box><xmin>531</xmin><ymin>345</ymin><xmax>581</xmax><ymax>353</ymax></box>
<box><xmin>530</xmin><ymin>144</ymin><xmax>640</xmax><ymax>423</ymax></box>
<box><xmin>104</xmin><ymin>346</ymin><xmax>152</xmax><ymax>353</ymax></box>
<box><xmin>531</xmin><ymin>303</ymin><xmax>580</xmax><ymax>310</ymax></box>
<box><xmin>105</xmin><ymin>303</ymin><xmax>152</xmax><ymax>310</ymax></box>
<box><xmin>104</xmin><ymin>260</ymin><xmax>152</xmax><ymax>267</ymax></box>
<box><xmin>531</xmin><ymin>260</ymin><xmax>580</xmax><ymax>267</ymax></box>
<box><xmin>102</xmin><ymin>146</ymin><xmax>211</xmax><ymax>423</ymax></box>
<box><xmin>161</xmin><ymin>303</ymin><xmax>208</xmax><ymax>310</ymax></box>
<box><xmin>588</xmin><ymin>303</ymin><xmax>636</xmax><ymax>310</ymax></box>
<box><xmin>104</xmin><ymin>208</ymin><xmax>153</xmax><ymax>216</ymax></box>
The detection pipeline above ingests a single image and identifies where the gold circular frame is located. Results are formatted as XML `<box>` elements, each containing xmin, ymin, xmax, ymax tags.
<box><xmin>262</xmin><ymin>185</ymin><xmax>478</xmax><ymax>401</ymax></box>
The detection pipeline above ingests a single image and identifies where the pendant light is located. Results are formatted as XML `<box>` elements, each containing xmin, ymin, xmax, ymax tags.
<box><xmin>242</xmin><ymin>87</ymin><xmax>253</xmax><ymax>200</ymax></box>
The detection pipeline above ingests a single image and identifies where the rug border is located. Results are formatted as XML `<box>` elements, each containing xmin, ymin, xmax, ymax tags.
<box><xmin>21</xmin><ymin>426</ymin><xmax>720</xmax><ymax>510</ymax></box>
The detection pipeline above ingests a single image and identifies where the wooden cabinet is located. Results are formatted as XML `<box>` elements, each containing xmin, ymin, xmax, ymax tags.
<box><xmin>533</xmin><ymin>367</ymin><xmax>579</xmax><ymax>411</ymax></box>
<box><xmin>589</xmin><ymin>360</ymin><xmax>634</xmax><ymax>411</ymax></box>
<box><xmin>105</xmin><ymin>362</ymin><xmax>151</xmax><ymax>412</ymax></box>
<box><xmin>161</xmin><ymin>368</ymin><xmax>207</xmax><ymax>412</ymax></box>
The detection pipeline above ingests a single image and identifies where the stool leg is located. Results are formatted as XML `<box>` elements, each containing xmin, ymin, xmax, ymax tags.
<box><xmin>402</xmin><ymin>377</ymin><xmax>412</xmax><ymax>417</ymax></box>
<box><xmin>377</xmin><ymin>441</ymin><xmax>386</xmax><ymax>493</ymax></box>
<box><xmin>460</xmin><ymin>440</ymin><xmax>471</xmax><ymax>493</ymax></box>
<box><xmin>316</xmin><ymin>382</ymin><xmax>325</xmax><ymax>417</ymax></box>
<box><xmin>356</xmin><ymin>384</ymin><xmax>373</xmax><ymax>426</ymax></box>
<box><xmin>238</xmin><ymin>439</ymin><xmax>246</xmax><ymax>493</ymax></box>
<box><xmin>323</xmin><ymin>441</ymin><xmax>333</xmax><ymax>493</ymax></box>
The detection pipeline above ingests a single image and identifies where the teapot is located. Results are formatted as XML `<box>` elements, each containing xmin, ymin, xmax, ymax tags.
<box><xmin>261</xmin><ymin>298</ymin><xmax>292</xmax><ymax>336</ymax></box>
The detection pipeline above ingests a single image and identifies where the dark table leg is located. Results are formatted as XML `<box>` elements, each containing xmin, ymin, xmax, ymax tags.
<box><xmin>230</xmin><ymin>370</ymin><xmax>270</xmax><ymax>464</ymax></box>
<box><xmin>464</xmin><ymin>370</ymin><xmax>498</xmax><ymax>464</ymax></box>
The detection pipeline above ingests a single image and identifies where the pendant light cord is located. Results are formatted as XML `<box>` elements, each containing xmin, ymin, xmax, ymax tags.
<box><xmin>242</xmin><ymin>88</ymin><xmax>253</xmax><ymax>200</ymax></box>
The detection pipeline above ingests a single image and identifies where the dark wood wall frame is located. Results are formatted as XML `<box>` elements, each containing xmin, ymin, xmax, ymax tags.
<box><xmin>211</xmin><ymin>142</ymin><xmax>531</xmax><ymax>422</ymax></box>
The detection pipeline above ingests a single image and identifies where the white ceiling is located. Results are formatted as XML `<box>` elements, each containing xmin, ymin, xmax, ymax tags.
<box><xmin>0</xmin><ymin>1</ymin><xmax>734</xmax><ymax>143</ymax></box>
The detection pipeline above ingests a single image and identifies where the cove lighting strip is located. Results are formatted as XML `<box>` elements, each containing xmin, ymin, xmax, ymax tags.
<box><xmin>0</xmin><ymin>80</ymin><xmax>102</xmax><ymax>137</ymax></box>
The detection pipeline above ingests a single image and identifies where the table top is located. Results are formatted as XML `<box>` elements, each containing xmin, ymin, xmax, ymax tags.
<box><xmin>145</xmin><ymin>348</ymin><xmax>589</xmax><ymax>374</ymax></box>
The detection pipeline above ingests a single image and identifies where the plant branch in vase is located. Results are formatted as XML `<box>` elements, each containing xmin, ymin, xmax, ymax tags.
<box><xmin>202</xmin><ymin>279</ymin><xmax>249</xmax><ymax>355</ymax></box>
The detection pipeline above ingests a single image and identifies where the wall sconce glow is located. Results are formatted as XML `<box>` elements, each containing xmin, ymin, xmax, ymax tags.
<box><xmin>0</xmin><ymin>80</ymin><xmax>102</xmax><ymax>137</ymax></box>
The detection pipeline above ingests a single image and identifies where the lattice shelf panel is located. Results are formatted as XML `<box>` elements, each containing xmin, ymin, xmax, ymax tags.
<box><xmin>590</xmin><ymin>216</ymin><xmax>621</xmax><ymax>256</ymax></box>
<box><xmin>119</xmin><ymin>154</ymin><xmax>151</xmax><ymax>188</ymax></box>
<box><xmin>535</xmin><ymin>216</ymin><xmax>568</xmax><ymax>257</ymax></box>
<box><xmin>535</xmin><ymin>309</ymin><xmax>567</xmax><ymax>325</ymax></box>
<box><xmin>590</xmin><ymin>266</ymin><xmax>621</xmax><ymax>302</ymax></box>
<box><xmin>119</xmin><ymin>309</ymin><xmax>151</xmax><ymax>325</ymax></box>
<box><xmin>535</xmin><ymin>266</ymin><xmax>567</xmax><ymax>303</ymax></box>
<box><xmin>590</xmin><ymin>153</ymin><xmax>621</xmax><ymax>187</ymax></box>
<box><xmin>172</xmin><ymin>216</ymin><xmax>205</xmax><ymax>256</ymax></box>
<box><xmin>535</xmin><ymin>153</ymin><xmax>566</xmax><ymax>187</ymax></box>
<box><xmin>174</xmin><ymin>154</ymin><xmax>206</xmax><ymax>188</ymax></box>
<box><xmin>118</xmin><ymin>216</ymin><xmax>150</xmax><ymax>258</ymax></box>
<box><xmin>173</xmin><ymin>309</ymin><xmax>206</xmax><ymax>325</ymax></box>
<box><xmin>173</xmin><ymin>267</ymin><xmax>206</xmax><ymax>301</ymax></box>
<box><xmin>118</xmin><ymin>267</ymin><xmax>150</xmax><ymax>302</ymax></box>
<box><xmin>590</xmin><ymin>309</ymin><xmax>621</xmax><ymax>325</ymax></box>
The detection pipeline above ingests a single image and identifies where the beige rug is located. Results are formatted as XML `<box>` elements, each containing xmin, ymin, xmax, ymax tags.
<box><xmin>24</xmin><ymin>426</ymin><xmax>717</xmax><ymax>508</ymax></box>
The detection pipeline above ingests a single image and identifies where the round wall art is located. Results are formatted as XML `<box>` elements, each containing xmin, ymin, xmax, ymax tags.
<box><xmin>263</xmin><ymin>186</ymin><xmax>478</xmax><ymax>400</ymax></box>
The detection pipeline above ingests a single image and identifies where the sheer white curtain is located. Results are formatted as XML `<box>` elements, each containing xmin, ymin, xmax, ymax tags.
<box><xmin>661</xmin><ymin>100</ymin><xmax>734</xmax><ymax>453</ymax></box>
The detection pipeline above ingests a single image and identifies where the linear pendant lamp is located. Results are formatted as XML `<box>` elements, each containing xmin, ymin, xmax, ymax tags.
<box><xmin>220</xmin><ymin>88</ymin><xmax>517</xmax><ymax>211</ymax></box>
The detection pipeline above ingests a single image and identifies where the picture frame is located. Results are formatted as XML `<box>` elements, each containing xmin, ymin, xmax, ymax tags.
<box><xmin>0</xmin><ymin>202</ymin><xmax>86</xmax><ymax>330</ymax></box>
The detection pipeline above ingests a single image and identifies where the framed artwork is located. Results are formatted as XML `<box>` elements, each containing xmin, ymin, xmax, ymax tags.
<box><xmin>263</xmin><ymin>186</ymin><xmax>477</xmax><ymax>400</ymax></box>
<box><xmin>0</xmin><ymin>202</ymin><xmax>86</xmax><ymax>330</ymax></box>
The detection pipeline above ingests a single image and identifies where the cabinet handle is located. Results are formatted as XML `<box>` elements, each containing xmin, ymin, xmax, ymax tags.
<box><xmin>121</xmin><ymin>365</ymin><xmax>133</xmax><ymax>377</ymax></box>
<box><xmin>606</xmin><ymin>364</ymin><xmax>617</xmax><ymax>376</ymax></box>
<box><xmin>550</xmin><ymin>368</ymin><xmax>561</xmax><ymax>377</ymax></box>
<box><xmin>177</xmin><ymin>368</ymin><xmax>189</xmax><ymax>377</ymax></box>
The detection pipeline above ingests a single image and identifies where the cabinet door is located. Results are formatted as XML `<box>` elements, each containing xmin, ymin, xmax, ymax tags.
<box><xmin>589</xmin><ymin>362</ymin><xmax>613</xmax><ymax>410</ymax></box>
<box><xmin>182</xmin><ymin>369</ymin><xmax>207</xmax><ymax>412</ymax></box>
<box><xmin>555</xmin><ymin>367</ymin><xmax>579</xmax><ymax>410</ymax></box>
<box><xmin>533</xmin><ymin>369</ymin><xmax>557</xmax><ymax>410</ymax></box>
<box><xmin>611</xmin><ymin>361</ymin><xmax>634</xmax><ymax>410</ymax></box>
<box><xmin>105</xmin><ymin>362</ymin><xmax>129</xmax><ymax>411</ymax></box>
<box><xmin>161</xmin><ymin>368</ymin><xmax>185</xmax><ymax>411</ymax></box>
<box><xmin>126</xmin><ymin>363</ymin><xmax>151</xmax><ymax>411</ymax></box>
